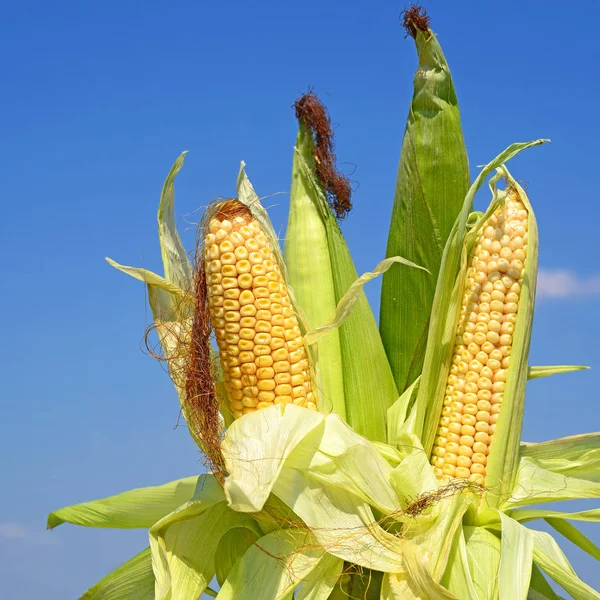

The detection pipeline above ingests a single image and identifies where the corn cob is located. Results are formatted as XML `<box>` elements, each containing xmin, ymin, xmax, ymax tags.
<box><xmin>204</xmin><ymin>200</ymin><xmax>317</xmax><ymax>419</ymax></box>
<box><xmin>430</xmin><ymin>191</ymin><xmax>529</xmax><ymax>483</ymax></box>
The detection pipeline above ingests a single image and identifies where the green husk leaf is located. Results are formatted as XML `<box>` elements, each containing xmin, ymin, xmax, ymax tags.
<box><xmin>150</xmin><ymin>481</ymin><xmax>259</xmax><ymax>600</ymax></box>
<box><xmin>273</xmin><ymin>458</ymin><xmax>407</xmax><ymax>570</ymax></box>
<box><xmin>528</xmin><ymin>365</ymin><xmax>589</xmax><ymax>380</ymax></box>
<box><xmin>222</xmin><ymin>404</ymin><xmax>324</xmax><ymax>512</ymax></box>
<box><xmin>215</xmin><ymin>527</ymin><xmax>261</xmax><ymax>586</ymax></box>
<box><xmin>504</xmin><ymin>457</ymin><xmax>600</xmax><ymax>509</ymax></box>
<box><xmin>463</xmin><ymin>526</ymin><xmax>500</xmax><ymax>600</ymax></box>
<box><xmin>485</xmin><ymin>169</ymin><xmax>538</xmax><ymax>503</ymax></box>
<box><xmin>47</xmin><ymin>475</ymin><xmax>200</xmax><ymax>530</ymax></box>
<box><xmin>157</xmin><ymin>151</ymin><xmax>193</xmax><ymax>290</ymax></box>
<box><xmin>531</xmin><ymin>530</ymin><xmax>600</xmax><ymax>599</ymax></box>
<box><xmin>105</xmin><ymin>259</ymin><xmax>190</xmax><ymax>304</ymax></box>
<box><xmin>216</xmin><ymin>529</ymin><xmax>326</xmax><ymax>600</ymax></box>
<box><xmin>528</xmin><ymin>563</ymin><xmax>565</xmax><ymax>600</ymax></box>
<box><xmin>387</xmin><ymin>377</ymin><xmax>421</xmax><ymax>444</ymax></box>
<box><xmin>498</xmin><ymin>513</ymin><xmax>533</xmax><ymax>600</ymax></box>
<box><xmin>285</xmin><ymin>122</ymin><xmax>345</xmax><ymax>418</ymax></box>
<box><xmin>546</xmin><ymin>519</ymin><xmax>600</xmax><ymax>562</ymax></box>
<box><xmin>283</xmin><ymin>412</ymin><xmax>399</xmax><ymax>514</ymax></box>
<box><xmin>519</xmin><ymin>433</ymin><xmax>600</xmax><ymax>482</ymax></box>
<box><xmin>304</xmin><ymin>256</ymin><xmax>428</xmax><ymax>345</ymax></box>
<box><xmin>508</xmin><ymin>508</ymin><xmax>600</xmax><ymax>524</ymax></box>
<box><xmin>415</xmin><ymin>140</ymin><xmax>547</xmax><ymax>477</ymax></box>
<box><xmin>80</xmin><ymin>548</ymin><xmax>154</xmax><ymax>600</ymax></box>
<box><xmin>439</xmin><ymin>528</ymin><xmax>479</xmax><ymax>600</ymax></box>
<box><xmin>389</xmin><ymin>433</ymin><xmax>438</xmax><ymax>507</ymax></box>
<box><xmin>380</xmin><ymin>21</ymin><xmax>470</xmax><ymax>394</ymax></box>
<box><xmin>289</xmin><ymin>137</ymin><xmax>399</xmax><ymax>442</ymax></box>
<box><xmin>295</xmin><ymin>552</ymin><xmax>344</xmax><ymax>600</ymax></box>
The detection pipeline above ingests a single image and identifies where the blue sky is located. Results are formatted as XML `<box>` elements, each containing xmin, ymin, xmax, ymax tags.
<box><xmin>1</xmin><ymin>0</ymin><xmax>599</xmax><ymax>597</ymax></box>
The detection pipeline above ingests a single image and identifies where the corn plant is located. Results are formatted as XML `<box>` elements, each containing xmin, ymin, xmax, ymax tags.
<box><xmin>49</xmin><ymin>6</ymin><xmax>599</xmax><ymax>599</ymax></box>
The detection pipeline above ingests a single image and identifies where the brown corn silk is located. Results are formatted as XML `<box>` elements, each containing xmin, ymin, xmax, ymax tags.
<box><xmin>204</xmin><ymin>200</ymin><xmax>317</xmax><ymax>418</ymax></box>
<box><xmin>430</xmin><ymin>190</ymin><xmax>529</xmax><ymax>484</ymax></box>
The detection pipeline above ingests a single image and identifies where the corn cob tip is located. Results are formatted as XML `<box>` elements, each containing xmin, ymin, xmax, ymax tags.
<box><xmin>431</xmin><ymin>189</ymin><xmax>529</xmax><ymax>485</ymax></box>
<box><xmin>293</xmin><ymin>91</ymin><xmax>352</xmax><ymax>221</ymax></box>
<box><xmin>204</xmin><ymin>199</ymin><xmax>317</xmax><ymax>419</ymax></box>
<box><xmin>400</xmin><ymin>4</ymin><xmax>430</xmax><ymax>38</ymax></box>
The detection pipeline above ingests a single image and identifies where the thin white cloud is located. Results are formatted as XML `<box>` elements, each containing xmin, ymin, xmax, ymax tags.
<box><xmin>0</xmin><ymin>523</ymin><xmax>29</xmax><ymax>539</ymax></box>
<box><xmin>537</xmin><ymin>269</ymin><xmax>600</xmax><ymax>300</ymax></box>
<box><xmin>0</xmin><ymin>522</ymin><xmax>59</xmax><ymax>546</ymax></box>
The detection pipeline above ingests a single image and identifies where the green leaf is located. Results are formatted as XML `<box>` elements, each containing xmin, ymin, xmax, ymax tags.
<box><xmin>222</xmin><ymin>404</ymin><xmax>324</xmax><ymax>512</ymax></box>
<box><xmin>286</xmin><ymin>138</ymin><xmax>399</xmax><ymax>442</ymax></box>
<box><xmin>498</xmin><ymin>513</ymin><xmax>533</xmax><ymax>600</ymax></box>
<box><xmin>215</xmin><ymin>527</ymin><xmax>260</xmax><ymax>586</ymax></box>
<box><xmin>528</xmin><ymin>563</ymin><xmax>565</xmax><ymax>600</ymax></box>
<box><xmin>508</xmin><ymin>508</ymin><xmax>600</xmax><ymax>525</ymax></box>
<box><xmin>380</xmin><ymin>24</ymin><xmax>470</xmax><ymax>395</ymax></box>
<box><xmin>387</xmin><ymin>377</ymin><xmax>420</xmax><ymax>444</ymax></box>
<box><xmin>531</xmin><ymin>530</ymin><xmax>600</xmax><ymax>600</ymax></box>
<box><xmin>528</xmin><ymin>365</ymin><xmax>588</xmax><ymax>380</ymax></box>
<box><xmin>47</xmin><ymin>475</ymin><xmax>201</xmax><ymax>530</ymax></box>
<box><xmin>463</xmin><ymin>526</ymin><xmax>500</xmax><ymax>600</ymax></box>
<box><xmin>504</xmin><ymin>457</ymin><xmax>600</xmax><ymax>509</ymax></box>
<box><xmin>440</xmin><ymin>528</ymin><xmax>479</xmax><ymax>600</ymax></box>
<box><xmin>519</xmin><ymin>433</ymin><xmax>600</xmax><ymax>483</ymax></box>
<box><xmin>216</xmin><ymin>529</ymin><xmax>326</xmax><ymax>600</ymax></box>
<box><xmin>295</xmin><ymin>552</ymin><xmax>343</xmax><ymax>600</ymax></box>
<box><xmin>150</xmin><ymin>481</ymin><xmax>259</xmax><ymax>600</ymax></box>
<box><xmin>285</xmin><ymin>123</ymin><xmax>345</xmax><ymax>419</ymax></box>
<box><xmin>304</xmin><ymin>257</ymin><xmax>427</xmax><ymax>347</ymax></box>
<box><xmin>105</xmin><ymin>259</ymin><xmax>190</xmax><ymax>305</ymax></box>
<box><xmin>546</xmin><ymin>518</ymin><xmax>600</xmax><ymax>562</ymax></box>
<box><xmin>157</xmin><ymin>151</ymin><xmax>192</xmax><ymax>291</ymax></box>
<box><xmin>80</xmin><ymin>548</ymin><xmax>154</xmax><ymax>599</ymax></box>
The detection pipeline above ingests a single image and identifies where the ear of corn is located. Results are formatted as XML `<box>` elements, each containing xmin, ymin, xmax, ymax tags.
<box><xmin>380</xmin><ymin>17</ymin><xmax>469</xmax><ymax>395</ymax></box>
<box><xmin>414</xmin><ymin>140</ymin><xmax>546</xmax><ymax>459</ymax></box>
<box><xmin>205</xmin><ymin>199</ymin><xmax>317</xmax><ymax>418</ymax></box>
<box><xmin>286</xmin><ymin>105</ymin><xmax>398</xmax><ymax>443</ymax></box>
<box><xmin>430</xmin><ymin>181</ymin><xmax>536</xmax><ymax>489</ymax></box>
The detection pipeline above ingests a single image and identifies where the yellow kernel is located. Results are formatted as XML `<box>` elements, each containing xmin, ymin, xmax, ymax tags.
<box><xmin>462</xmin><ymin>414</ymin><xmax>477</xmax><ymax>426</ymax></box>
<box><xmin>442</xmin><ymin>464</ymin><xmax>456</xmax><ymax>476</ymax></box>
<box><xmin>458</xmin><ymin>445</ymin><xmax>473</xmax><ymax>457</ymax></box>
<box><xmin>472</xmin><ymin>453</ymin><xmax>487</xmax><ymax>465</ymax></box>
<box><xmin>255</xmin><ymin>298</ymin><xmax>271</xmax><ymax>310</ymax></box>
<box><xmin>234</xmin><ymin>246</ymin><xmax>249</xmax><ymax>260</ymax></box>
<box><xmin>460</xmin><ymin>435</ymin><xmax>475</xmax><ymax>447</ymax></box>
<box><xmin>270</xmin><ymin>337</ymin><xmax>286</xmax><ymax>350</ymax></box>
<box><xmin>258</xmin><ymin>379</ymin><xmax>276</xmax><ymax>391</ymax></box>
<box><xmin>446</xmin><ymin>442</ymin><xmax>460</xmax><ymax>454</ymax></box>
<box><xmin>255</xmin><ymin>333</ymin><xmax>271</xmax><ymax>345</ymax></box>
<box><xmin>256</xmin><ymin>355</ymin><xmax>274</xmax><ymax>367</ymax></box>
<box><xmin>224</xmin><ymin>288</ymin><xmax>240</xmax><ymax>300</ymax></box>
<box><xmin>238</xmin><ymin>273</ymin><xmax>253</xmax><ymax>289</ymax></box>
<box><xmin>274</xmin><ymin>360</ymin><xmax>290</xmax><ymax>373</ymax></box>
<box><xmin>258</xmin><ymin>391</ymin><xmax>276</xmax><ymax>402</ymax></box>
<box><xmin>455</xmin><ymin>466</ymin><xmax>471</xmax><ymax>478</ymax></box>
<box><xmin>444</xmin><ymin>453</ymin><xmax>458</xmax><ymax>465</ymax></box>
<box><xmin>472</xmin><ymin>441</ymin><xmax>488</xmax><ymax>455</ymax></box>
<box><xmin>448</xmin><ymin>422</ymin><xmax>462</xmax><ymax>435</ymax></box>
<box><xmin>274</xmin><ymin>395</ymin><xmax>292</xmax><ymax>405</ymax></box>
<box><xmin>272</xmin><ymin>348</ymin><xmax>289</xmax><ymax>361</ymax></box>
